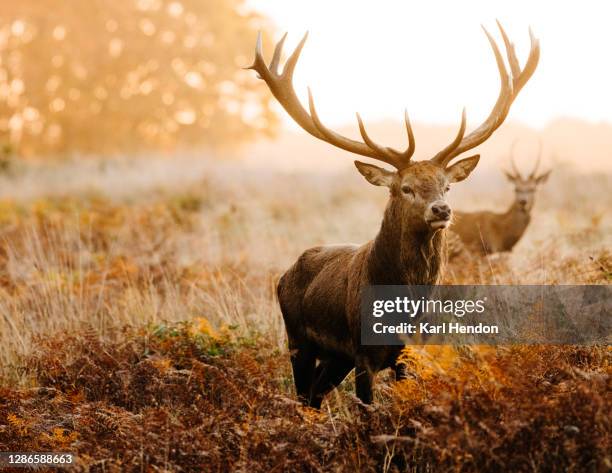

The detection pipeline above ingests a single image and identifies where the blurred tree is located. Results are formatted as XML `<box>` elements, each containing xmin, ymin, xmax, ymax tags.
<box><xmin>0</xmin><ymin>0</ymin><xmax>278</xmax><ymax>156</ymax></box>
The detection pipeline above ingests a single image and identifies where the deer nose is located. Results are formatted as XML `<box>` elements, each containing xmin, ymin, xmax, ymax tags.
<box><xmin>431</xmin><ymin>202</ymin><xmax>451</xmax><ymax>220</ymax></box>
<box><xmin>518</xmin><ymin>198</ymin><xmax>528</xmax><ymax>206</ymax></box>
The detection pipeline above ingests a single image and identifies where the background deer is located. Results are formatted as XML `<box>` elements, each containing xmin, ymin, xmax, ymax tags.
<box><xmin>452</xmin><ymin>141</ymin><xmax>551</xmax><ymax>256</ymax></box>
<box><xmin>249</xmin><ymin>23</ymin><xmax>539</xmax><ymax>407</ymax></box>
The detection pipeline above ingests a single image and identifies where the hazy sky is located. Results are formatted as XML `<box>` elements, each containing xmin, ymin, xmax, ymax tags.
<box><xmin>248</xmin><ymin>0</ymin><xmax>612</xmax><ymax>130</ymax></box>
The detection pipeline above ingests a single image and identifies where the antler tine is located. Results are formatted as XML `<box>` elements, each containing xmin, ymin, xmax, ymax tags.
<box><xmin>431</xmin><ymin>22</ymin><xmax>540</xmax><ymax>167</ymax></box>
<box><xmin>431</xmin><ymin>108</ymin><xmax>467</xmax><ymax>166</ymax></box>
<box><xmin>497</xmin><ymin>20</ymin><xmax>520</xmax><ymax>79</ymax></box>
<box><xmin>509</xmin><ymin>139</ymin><xmax>521</xmax><ymax>179</ymax></box>
<box><xmin>404</xmin><ymin>110</ymin><xmax>416</xmax><ymax>158</ymax></box>
<box><xmin>246</xmin><ymin>32</ymin><xmax>267</xmax><ymax>80</ymax></box>
<box><xmin>308</xmin><ymin>89</ymin><xmax>408</xmax><ymax>168</ymax></box>
<box><xmin>402</xmin><ymin>109</ymin><xmax>416</xmax><ymax>161</ymax></box>
<box><xmin>247</xmin><ymin>32</ymin><xmax>319</xmax><ymax>138</ymax></box>
<box><xmin>529</xmin><ymin>138</ymin><xmax>543</xmax><ymax>179</ymax></box>
<box><xmin>454</xmin><ymin>25</ymin><xmax>512</xmax><ymax>145</ymax></box>
<box><xmin>388</xmin><ymin>110</ymin><xmax>416</xmax><ymax>161</ymax></box>
<box><xmin>281</xmin><ymin>32</ymin><xmax>309</xmax><ymax>80</ymax></box>
<box><xmin>355</xmin><ymin>113</ymin><xmax>404</xmax><ymax>168</ymax></box>
<box><xmin>355</xmin><ymin>109</ymin><xmax>416</xmax><ymax>167</ymax></box>
<box><xmin>269</xmin><ymin>32</ymin><xmax>288</xmax><ymax>75</ymax></box>
<box><xmin>516</xmin><ymin>28</ymin><xmax>540</xmax><ymax>94</ymax></box>
<box><xmin>247</xmin><ymin>32</ymin><xmax>415</xmax><ymax>169</ymax></box>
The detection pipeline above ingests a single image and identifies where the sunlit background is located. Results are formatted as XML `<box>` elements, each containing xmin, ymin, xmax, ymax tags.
<box><xmin>0</xmin><ymin>0</ymin><xmax>611</xmax><ymax>171</ymax></box>
<box><xmin>245</xmin><ymin>0</ymin><xmax>612</xmax><ymax>173</ymax></box>
<box><xmin>250</xmin><ymin>0</ymin><xmax>612</xmax><ymax>128</ymax></box>
<box><xmin>0</xmin><ymin>2</ymin><xmax>610</xmax><ymax>466</ymax></box>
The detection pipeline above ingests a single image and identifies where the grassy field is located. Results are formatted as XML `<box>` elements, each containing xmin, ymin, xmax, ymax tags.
<box><xmin>0</xmin><ymin>156</ymin><xmax>610</xmax><ymax>471</ymax></box>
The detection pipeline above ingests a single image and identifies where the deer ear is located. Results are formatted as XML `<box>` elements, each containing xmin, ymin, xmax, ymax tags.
<box><xmin>354</xmin><ymin>161</ymin><xmax>395</xmax><ymax>187</ymax></box>
<box><xmin>535</xmin><ymin>169</ymin><xmax>552</xmax><ymax>184</ymax></box>
<box><xmin>445</xmin><ymin>155</ymin><xmax>480</xmax><ymax>183</ymax></box>
<box><xmin>503</xmin><ymin>171</ymin><xmax>518</xmax><ymax>183</ymax></box>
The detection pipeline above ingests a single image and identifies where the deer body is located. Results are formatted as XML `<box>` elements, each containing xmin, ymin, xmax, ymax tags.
<box><xmin>249</xmin><ymin>23</ymin><xmax>539</xmax><ymax>406</ymax></box>
<box><xmin>278</xmin><ymin>168</ymin><xmax>447</xmax><ymax>406</ymax></box>
<box><xmin>453</xmin><ymin>203</ymin><xmax>531</xmax><ymax>255</ymax></box>
<box><xmin>452</xmin><ymin>144</ymin><xmax>551</xmax><ymax>256</ymax></box>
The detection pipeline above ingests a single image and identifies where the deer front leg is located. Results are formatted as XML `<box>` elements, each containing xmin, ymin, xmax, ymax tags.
<box><xmin>394</xmin><ymin>361</ymin><xmax>409</xmax><ymax>381</ymax></box>
<box><xmin>308</xmin><ymin>359</ymin><xmax>353</xmax><ymax>409</ymax></box>
<box><xmin>355</xmin><ymin>356</ymin><xmax>374</xmax><ymax>404</ymax></box>
<box><xmin>289</xmin><ymin>343</ymin><xmax>316</xmax><ymax>405</ymax></box>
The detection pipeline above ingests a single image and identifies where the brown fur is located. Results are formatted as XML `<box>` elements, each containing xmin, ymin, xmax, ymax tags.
<box><xmin>452</xmin><ymin>170</ymin><xmax>550</xmax><ymax>256</ymax></box>
<box><xmin>253</xmin><ymin>27</ymin><xmax>539</xmax><ymax>407</ymax></box>
<box><xmin>452</xmin><ymin>204</ymin><xmax>531</xmax><ymax>255</ymax></box>
<box><xmin>277</xmin><ymin>160</ymin><xmax>477</xmax><ymax>407</ymax></box>
<box><xmin>252</xmin><ymin>26</ymin><xmax>539</xmax><ymax>406</ymax></box>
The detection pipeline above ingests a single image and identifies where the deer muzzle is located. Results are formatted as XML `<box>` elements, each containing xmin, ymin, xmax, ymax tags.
<box><xmin>426</xmin><ymin>200</ymin><xmax>452</xmax><ymax>229</ymax></box>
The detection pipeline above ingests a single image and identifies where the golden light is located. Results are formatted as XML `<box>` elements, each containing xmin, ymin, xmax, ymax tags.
<box><xmin>50</xmin><ymin>98</ymin><xmax>66</xmax><ymax>112</ymax></box>
<box><xmin>184</xmin><ymin>71</ymin><xmax>204</xmax><ymax>89</ymax></box>
<box><xmin>108</xmin><ymin>38</ymin><xmax>124</xmax><ymax>58</ymax></box>
<box><xmin>52</xmin><ymin>25</ymin><xmax>66</xmax><ymax>41</ymax></box>
<box><xmin>11</xmin><ymin>20</ymin><xmax>26</xmax><ymax>37</ymax></box>
<box><xmin>139</xmin><ymin>19</ymin><xmax>156</xmax><ymax>36</ymax></box>
<box><xmin>249</xmin><ymin>0</ymin><xmax>612</xmax><ymax>129</ymax></box>
<box><xmin>174</xmin><ymin>106</ymin><xmax>196</xmax><ymax>125</ymax></box>
<box><xmin>51</xmin><ymin>55</ymin><xmax>64</xmax><ymax>67</ymax></box>
<box><xmin>105</xmin><ymin>20</ymin><xmax>118</xmax><ymax>33</ymax></box>
<box><xmin>167</xmin><ymin>2</ymin><xmax>184</xmax><ymax>18</ymax></box>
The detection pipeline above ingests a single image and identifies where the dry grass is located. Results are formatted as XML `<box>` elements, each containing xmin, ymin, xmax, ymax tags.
<box><xmin>0</xmin><ymin>156</ymin><xmax>610</xmax><ymax>471</ymax></box>
<box><xmin>2</xmin><ymin>324</ymin><xmax>609</xmax><ymax>472</ymax></box>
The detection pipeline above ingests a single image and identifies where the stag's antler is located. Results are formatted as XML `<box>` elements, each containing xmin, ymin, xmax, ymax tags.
<box><xmin>248</xmin><ymin>22</ymin><xmax>539</xmax><ymax>171</ymax></box>
<box><xmin>247</xmin><ymin>32</ymin><xmax>415</xmax><ymax>170</ymax></box>
<box><xmin>431</xmin><ymin>21</ymin><xmax>540</xmax><ymax>167</ymax></box>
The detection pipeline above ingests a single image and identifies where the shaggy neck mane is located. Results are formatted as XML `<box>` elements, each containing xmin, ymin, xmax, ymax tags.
<box><xmin>505</xmin><ymin>200</ymin><xmax>532</xmax><ymax>221</ymax></box>
<box><xmin>498</xmin><ymin>200</ymin><xmax>531</xmax><ymax>249</ymax></box>
<box><xmin>368</xmin><ymin>199</ymin><xmax>445</xmax><ymax>286</ymax></box>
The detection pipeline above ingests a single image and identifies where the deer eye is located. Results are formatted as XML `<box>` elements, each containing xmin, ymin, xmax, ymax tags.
<box><xmin>401</xmin><ymin>185</ymin><xmax>413</xmax><ymax>196</ymax></box>
<box><xmin>445</xmin><ymin>185</ymin><xmax>450</xmax><ymax>193</ymax></box>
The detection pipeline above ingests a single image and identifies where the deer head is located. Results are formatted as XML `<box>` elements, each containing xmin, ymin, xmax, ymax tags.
<box><xmin>504</xmin><ymin>140</ymin><xmax>551</xmax><ymax>212</ymax></box>
<box><xmin>248</xmin><ymin>21</ymin><xmax>540</xmax><ymax>232</ymax></box>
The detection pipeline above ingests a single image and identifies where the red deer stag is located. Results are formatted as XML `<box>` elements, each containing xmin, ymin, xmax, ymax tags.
<box><xmin>248</xmin><ymin>22</ymin><xmax>539</xmax><ymax>407</ymax></box>
<box><xmin>452</xmin><ymin>141</ymin><xmax>551</xmax><ymax>256</ymax></box>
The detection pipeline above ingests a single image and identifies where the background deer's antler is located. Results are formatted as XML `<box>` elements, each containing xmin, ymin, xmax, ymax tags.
<box><xmin>508</xmin><ymin>139</ymin><xmax>521</xmax><ymax>178</ymax></box>
<box><xmin>528</xmin><ymin>138</ymin><xmax>544</xmax><ymax>179</ymax></box>
<box><xmin>507</xmin><ymin>137</ymin><xmax>545</xmax><ymax>180</ymax></box>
